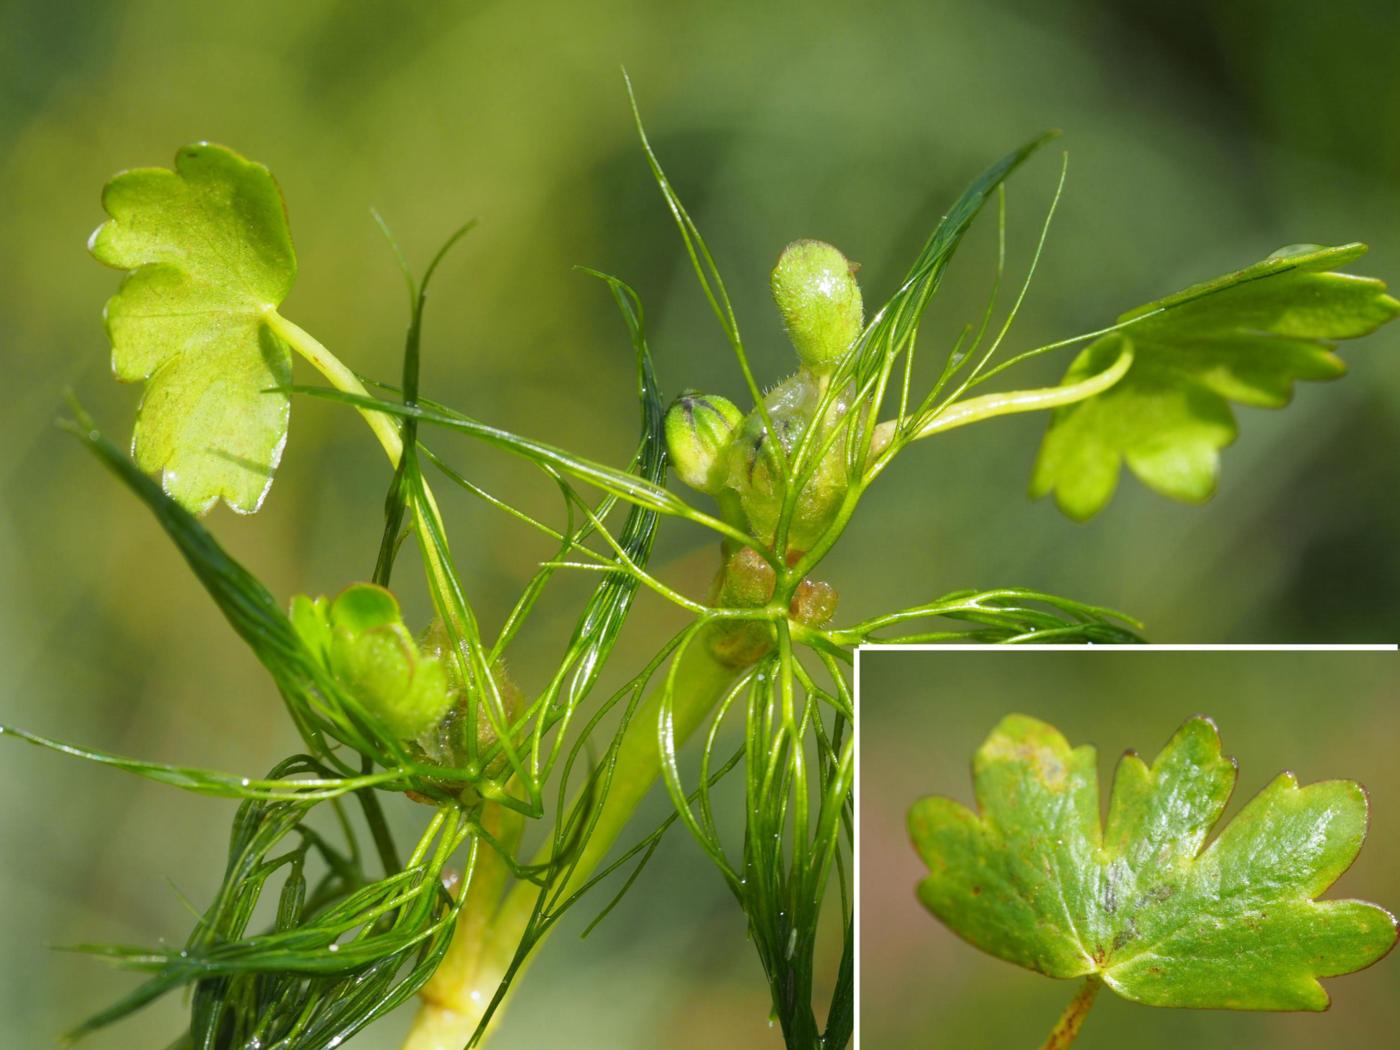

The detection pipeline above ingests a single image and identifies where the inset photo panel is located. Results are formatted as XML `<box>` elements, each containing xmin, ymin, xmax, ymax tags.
<box><xmin>857</xmin><ymin>646</ymin><xmax>1399</xmax><ymax>1050</ymax></box>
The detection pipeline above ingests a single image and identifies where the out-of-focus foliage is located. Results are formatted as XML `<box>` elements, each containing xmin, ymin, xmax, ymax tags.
<box><xmin>2</xmin><ymin>1</ymin><xmax>1398</xmax><ymax>1047</ymax></box>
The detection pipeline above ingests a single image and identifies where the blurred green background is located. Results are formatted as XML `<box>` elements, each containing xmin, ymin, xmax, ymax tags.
<box><xmin>2</xmin><ymin>0</ymin><xmax>1398</xmax><ymax>1046</ymax></box>
<box><xmin>860</xmin><ymin>649</ymin><xmax>1400</xmax><ymax>1048</ymax></box>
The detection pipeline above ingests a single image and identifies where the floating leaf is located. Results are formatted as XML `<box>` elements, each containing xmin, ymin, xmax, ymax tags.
<box><xmin>1031</xmin><ymin>244</ymin><xmax>1400</xmax><ymax>520</ymax></box>
<box><xmin>909</xmin><ymin>714</ymin><xmax>1397</xmax><ymax>1010</ymax></box>
<box><xmin>90</xmin><ymin>143</ymin><xmax>297</xmax><ymax>514</ymax></box>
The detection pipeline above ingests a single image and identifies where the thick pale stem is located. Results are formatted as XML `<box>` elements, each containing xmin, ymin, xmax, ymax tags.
<box><xmin>1039</xmin><ymin>977</ymin><xmax>1101</xmax><ymax>1050</ymax></box>
<box><xmin>408</xmin><ymin>803</ymin><xmax>524</xmax><ymax>1050</ymax></box>
<box><xmin>402</xmin><ymin>640</ymin><xmax>739</xmax><ymax>1050</ymax></box>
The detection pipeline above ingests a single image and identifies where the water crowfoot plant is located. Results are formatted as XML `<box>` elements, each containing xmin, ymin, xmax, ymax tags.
<box><xmin>5</xmin><ymin>77</ymin><xmax>1396</xmax><ymax>1049</ymax></box>
<box><xmin>910</xmin><ymin>715</ymin><xmax>1398</xmax><ymax>1047</ymax></box>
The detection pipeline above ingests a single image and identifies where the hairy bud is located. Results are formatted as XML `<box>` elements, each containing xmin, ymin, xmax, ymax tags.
<box><xmin>771</xmin><ymin>239</ymin><xmax>863</xmax><ymax>373</ymax></box>
<box><xmin>707</xmin><ymin>546</ymin><xmax>778</xmax><ymax>667</ymax></box>
<box><xmin>419</xmin><ymin>619</ymin><xmax>524</xmax><ymax>765</ymax></box>
<box><xmin>790</xmin><ymin>578</ymin><xmax>838</xmax><ymax>627</ymax></box>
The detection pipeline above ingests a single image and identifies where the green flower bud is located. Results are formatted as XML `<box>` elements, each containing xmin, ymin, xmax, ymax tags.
<box><xmin>771</xmin><ymin>240</ymin><xmax>863</xmax><ymax>373</ymax></box>
<box><xmin>290</xmin><ymin>583</ymin><xmax>453</xmax><ymax>740</ymax></box>
<box><xmin>665</xmin><ymin>390</ymin><xmax>744</xmax><ymax>493</ymax></box>
<box><xmin>331</xmin><ymin>623</ymin><xmax>450</xmax><ymax>739</ymax></box>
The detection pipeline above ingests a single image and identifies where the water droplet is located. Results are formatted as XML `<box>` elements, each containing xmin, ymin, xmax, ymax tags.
<box><xmin>469</xmin><ymin>989</ymin><xmax>483</xmax><ymax>1003</ymax></box>
<box><xmin>240</xmin><ymin>777</ymin><xmax>251</xmax><ymax>787</ymax></box>
<box><xmin>328</xmin><ymin>943</ymin><xmax>339</xmax><ymax>953</ymax></box>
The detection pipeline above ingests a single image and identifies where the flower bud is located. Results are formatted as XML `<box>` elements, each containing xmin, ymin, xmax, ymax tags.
<box><xmin>790</xmin><ymin>578</ymin><xmax>838</xmax><ymax>627</ymax></box>
<box><xmin>771</xmin><ymin>240</ymin><xmax>863</xmax><ymax>373</ymax></box>
<box><xmin>715</xmin><ymin>546</ymin><xmax>777</xmax><ymax>608</ymax></box>
<box><xmin>706</xmin><ymin>546</ymin><xmax>778</xmax><ymax>667</ymax></box>
<box><xmin>290</xmin><ymin>583</ymin><xmax>452</xmax><ymax>740</ymax></box>
<box><xmin>665</xmin><ymin>390</ymin><xmax>744</xmax><ymax>493</ymax></box>
<box><xmin>704</xmin><ymin>548</ymin><xmax>840</xmax><ymax>668</ymax></box>
<box><xmin>331</xmin><ymin>622</ymin><xmax>450</xmax><ymax>740</ymax></box>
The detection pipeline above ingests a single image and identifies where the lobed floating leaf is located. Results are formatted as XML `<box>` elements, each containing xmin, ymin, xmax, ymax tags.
<box><xmin>1031</xmin><ymin>244</ymin><xmax>1400</xmax><ymax>520</ymax></box>
<box><xmin>910</xmin><ymin>714</ymin><xmax>1397</xmax><ymax>1010</ymax></box>
<box><xmin>90</xmin><ymin>142</ymin><xmax>297</xmax><ymax>514</ymax></box>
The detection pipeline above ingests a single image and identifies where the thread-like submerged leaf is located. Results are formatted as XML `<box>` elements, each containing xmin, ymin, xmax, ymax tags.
<box><xmin>909</xmin><ymin>714</ymin><xmax>1397</xmax><ymax>1010</ymax></box>
<box><xmin>1031</xmin><ymin>243</ymin><xmax>1400</xmax><ymax>520</ymax></box>
<box><xmin>90</xmin><ymin>142</ymin><xmax>297</xmax><ymax>514</ymax></box>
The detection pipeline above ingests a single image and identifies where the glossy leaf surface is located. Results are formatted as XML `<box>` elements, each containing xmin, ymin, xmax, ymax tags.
<box><xmin>909</xmin><ymin>714</ymin><xmax>1397</xmax><ymax>1010</ymax></box>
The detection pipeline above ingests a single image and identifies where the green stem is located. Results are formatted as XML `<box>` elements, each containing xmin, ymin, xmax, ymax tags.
<box><xmin>400</xmin><ymin>639</ymin><xmax>739</xmax><ymax>1050</ymax></box>
<box><xmin>866</xmin><ymin>342</ymin><xmax>1133</xmax><ymax>466</ymax></box>
<box><xmin>266</xmin><ymin>312</ymin><xmax>750</xmax><ymax>1045</ymax></box>
<box><xmin>1040</xmin><ymin>977</ymin><xmax>1101</xmax><ymax>1050</ymax></box>
<box><xmin>266</xmin><ymin>311</ymin><xmax>405</xmax><ymax>463</ymax></box>
<box><xmin>267</xmin><ymin>310</ymin><xmax>453</xmax><ymax>541</ymax></box>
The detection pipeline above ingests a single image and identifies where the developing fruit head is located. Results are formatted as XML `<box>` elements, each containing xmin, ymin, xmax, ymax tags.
<box><xmin>727</xmin><ymin>370</ymin><xmax>857</xmax><ymax>552</ymax></box>
<box><xmin>418</xmin><ymin>618</ymin><xmax>524</xmax><ymax>769</ymax></box>
<box><xmin>770</xmin><ymin>239</ymin><xmax>864</xmax><ymax>374</ymax></box>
